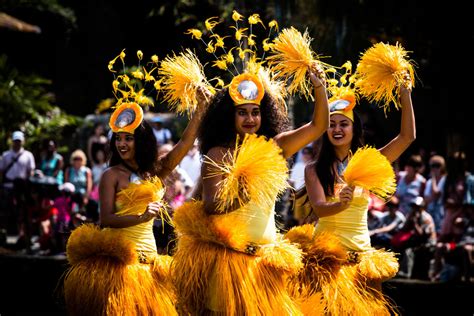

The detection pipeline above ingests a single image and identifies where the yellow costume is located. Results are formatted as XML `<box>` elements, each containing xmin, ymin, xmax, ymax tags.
<box><xmin>63</xmin><ymin>176</ymin><xmax>177</xmax><ymax>316</ymax></box>
<box><xmin>172</xmin><ymin>135</ymin><xmax>306</xmax><ymax>315</ymax></box>
<box><xmin>286</xmin><ymin>184</ymin><xmax>399</xmax><ymax>315</ymax></box>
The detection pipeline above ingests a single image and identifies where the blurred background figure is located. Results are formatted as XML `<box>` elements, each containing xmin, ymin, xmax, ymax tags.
<box><xmin>423</xmin><ymin>154</ymin><xmax>447</xmax><ymax>234</ymax></box>
<box><xmin>38</xmin><ymin>139</ymin><xmax>64</xmax><ymax>186</ymax></box>
<box><xmin>64</xmin><ymin>149</ymin><xmax>94</xmax><ymax>223</ymax></box>
<box><xmin>370</xmin><ymin>196</ymin><xmax>406</xmax><ymax>249</ymax></box>
<box><xmin>0</xmin><ymin>131</ymin><xmax>36</xmax><ymax>251</ymax></box>
<box><xmin>393</xmin><ymin>196</ymin><xmax>436</xmax><ymax>279</ymax></box>
<box><xmin>396</xmin><ymin>154</ymin><xmax>427</xmax><ymax>215</ymax></box>
<box><xmin>151</xmin><ymin>117</ymin><xmax>173</xmax><ymax>147</ymax></box>
<box><xmin>179</xmin><ymin>139</ymin><xmax>201</xmax><ymax>199</ymax></box>
<box><xmin>89</xmin><ymin>147</ymin><xmax>107</xmax><ymax>204</ymax></box>
<box><xmin>87</xmin><ymin>123</ymin><xmax>108</xmax><ymax>167</ymax></box>
<box><xmin>289</xmin><ymin>146</ymin><xmax>313</xmax><ymax>191</ymax></box>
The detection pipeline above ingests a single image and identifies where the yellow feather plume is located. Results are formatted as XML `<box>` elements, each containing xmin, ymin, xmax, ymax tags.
<box><xmin>205</xmin><ymin>134</ymin><xmax>289</xmax><ymax>213</ymax></box>
<box><xmin>343</xmin><ymin>146</ymin><xmax>396</xmax><ymax>200</ymax></box>
<box><xmin>355</xmin><ymin>42</ymin><xmax>416</xmax><ymax>113</ymax></box>
<box><xmin>357</xmin><ymin>248</ymin><xmax>399</xmax><ymax>282</ymax></box>
<box><xmin>267</xmin><ymin>27</ymin><xmax>323</xmax><ymax>99</ymax></box>
<box><xmin>159</xmin><ymin>48</ymin><xmax>213</xmax><ymax>115</ymax></box>
<box><xmin>116</xmin><ymin>176</ymin><xmax>171</xmax><ymax>225</ymax></box>
<box><xmin>285</xmin><ymin>225</ymin><xmax>347</xmax><ymax>298</ymax></box>
<box><xmin>66</xmin><ymin>223</ymin><xmax>137</xmax><ymax>265</ymax></box>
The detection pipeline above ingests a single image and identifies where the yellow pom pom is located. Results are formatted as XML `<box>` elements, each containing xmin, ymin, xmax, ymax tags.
<box><xmin>343</xmin><ymin>146</ymin><xmax>396</xmax><ymax>200</ymax></box>
<box><xmin>205</xmin><ymin>134</ymin><xmax>289</xmax><ymax>212</ymax></box>
<box><xmin>159</xmin><ymin>49</ymin><xmax>213</xmax><ymax>115</ymax></box>
<box><xmin>116</xmin><ymin>176</ymin><xmax>171</xmax><ymax>224</ymax></box>
<box><xmin>355</xmin><ymin>42</ymin><xmax>416</xmax><ymax>113</ymax></box>
<box><xmin>267</xmin><ymin>27</ymin><xmax>323</xmax><ymax>100</ymax></box>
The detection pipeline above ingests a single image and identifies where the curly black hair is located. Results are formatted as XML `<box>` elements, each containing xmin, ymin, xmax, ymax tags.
<box><xmin>108</xmin><ymin>120</ymin><xmax>159</xmax><ymax>175</ymax></box>
<box><xmin>198</xmin><ymin>88</ymin><xmax>290</xmax><ymax>154</ymax></box>
<box><xmin>313</xmin><ymin>111</ymin><xmax>365</xmax><ymax>197</ymax></box>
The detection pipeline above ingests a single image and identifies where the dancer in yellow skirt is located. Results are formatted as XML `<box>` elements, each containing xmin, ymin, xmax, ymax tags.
<box><xmin>286</xmin><ymin>43</ymin><xmax>417</xmax><ymax>315</ymax></box>
<box><xmin>63</xmin><ymin>50</ymin><xmax>209</xmax><ymax>315</ymax></box>
<box><xmin>170</xmin><ymin>11</ymin><xmax>330</xmax><ymax>315</ymax></box>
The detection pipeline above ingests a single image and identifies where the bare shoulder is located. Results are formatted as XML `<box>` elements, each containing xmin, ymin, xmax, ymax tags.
<box><xmin>204</xmin><ymin>146</ymin><xmax>229</xmax><ymax>162</ymax></box>
<box><xmin>100</xmin><ymin>166</ymin><xmax>124</xmax><ymax>182</ymax></box>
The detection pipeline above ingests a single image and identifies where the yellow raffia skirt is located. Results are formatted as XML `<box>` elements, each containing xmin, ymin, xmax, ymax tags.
<box><xmin>285</xmin><ymin>224</ymin><xmax>399</xmax><ymax>316</ymax></box>
<box><xmin>171</xmin><ymin>201</ymin><xmax>306</xmax><ymax>316</ymax></box>
<box><xmin>63</xmin><ymin>224</ymin><xmax>177</xmax><ymax>316</ymax></box>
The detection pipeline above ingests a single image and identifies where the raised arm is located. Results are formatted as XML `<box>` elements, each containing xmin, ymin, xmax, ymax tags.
<box><xmin>379</xmin><ymin>84</ymin><xmax>416</xmax><ymax>163</ymax></box>
<box><xmin>274</xmin><ymin>67</ymin><xmax>329</xmax><ymax>158</ymax></box>
<box><xmin>305</xmin><ymin>164</ymin><xmax>354</xmax><ymax>218</ymax></box>
<box><xmin>157</xmin><ymin>89</ymin><xmax>210</xmax><ymax>180</ymax></box>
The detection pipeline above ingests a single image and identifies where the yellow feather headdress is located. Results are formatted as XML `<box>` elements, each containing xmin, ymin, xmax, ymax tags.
<box><xmin>107</xmin><ymin>49</ymin><xmax>160</xmax><ymax>133</ymax></box>
<box><xmin>354</xmin><ymin>42</ymin><xmax>416</xmax><ymax>113</ymax></box>
<box><xmin>183</xmin><ymin>11</ymin><xmax>291</xmax><ymax>112</ymax></box>
<box><xmin>326</xmin><ymin>61</ymin><xmax>358</xmax><ymax>122</ymax></box>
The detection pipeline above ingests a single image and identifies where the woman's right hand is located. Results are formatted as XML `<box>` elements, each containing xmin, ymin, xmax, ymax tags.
<box><xmin>339</xmin><ymin>185</ymin><xmax>354</xmax><ymax>206</ymax></box>
<box><xmin>309</xmin><ymin>62</ymin><xmax>326</xmax><ymax>89</ymax></box>
<box><xmin>140</xmin><ymin>201</ymin><xmax>164</xmax><ymax>222</ymax></box>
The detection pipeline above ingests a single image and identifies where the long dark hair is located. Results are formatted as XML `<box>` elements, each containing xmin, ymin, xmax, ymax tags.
<box><xmin>198</xmin><ymin>88</ymin><xmax>289</xmax><ymax>154</ymax></box>
<box><xmin>313</xmin><ymin>112</ymin><xmax>364</xmax><ymax>197</ymax></box>
<box><xmin>108</xmin><ymin>120</ymin><xmax>158</xmax><ymax>175</ymax></box>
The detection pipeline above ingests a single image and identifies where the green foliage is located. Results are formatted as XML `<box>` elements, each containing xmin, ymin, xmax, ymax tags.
<box><xmin>0</xmin><ymin>54</ymin><xmax>82</xmax><ymax>153</ymax></box>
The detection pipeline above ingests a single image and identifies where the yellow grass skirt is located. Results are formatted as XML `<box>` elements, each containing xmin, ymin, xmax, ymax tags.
<box><xmin>172</xmin><ymin>201</ymin><xmax>305</xmax><ymax>315</ymax></box>
<box><xmin>285</xmin><ymin>224</ymin><xmax>399</xmax><ymax>315</ymax></box>
<box><xmin>63</xmin><ymin>224</ymin><xmax>177</xmax><ymax>316</ymax></box>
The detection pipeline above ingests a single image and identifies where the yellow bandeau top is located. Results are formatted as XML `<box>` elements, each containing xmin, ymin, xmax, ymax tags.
<box><xmin>315</xmin><ymin>184</ymin><xmax>371</xmax><ymax>252</ymax></box>
<box><xmin>215</xmin><ymin>198</ymin><xmax>277</xmax><ymax>245</ymax></box>
<box><xmin>104</xmin><ymin>174</ymin><xmax>161</xmax><ymax>255</ymax></box>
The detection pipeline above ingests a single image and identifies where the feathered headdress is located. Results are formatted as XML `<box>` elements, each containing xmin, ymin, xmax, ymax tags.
<box><xmin>326</xmin><ymin>61</ymin><xmax>358</xmax><ymax>122</ymax></box>
<box><xmin>183</xmin><ymin>12</ymin><xmax>288</xmax><ymax>112</ymax></box>
<box><xmin>354</xmin><ymin>42</ymin><xmax>416</xmax><ymax>113</ymax></box>
<box><xmin>107</xmin><ymin>49</ymin><xmax>160</xmax><ymax>133</ymax></box>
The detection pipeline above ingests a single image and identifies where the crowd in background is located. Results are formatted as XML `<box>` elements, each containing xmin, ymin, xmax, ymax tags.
<box><xmin>0</xmin><ymin>122</ymin><xmax>473</xmax><ymax>284</ymax></box>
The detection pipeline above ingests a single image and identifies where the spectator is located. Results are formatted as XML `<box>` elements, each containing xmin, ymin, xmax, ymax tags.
<box><xmin>50</xmin><ymin>182</ymin><xmax>78</xmax><ymax>254</ymax></box>
<box><xmin>424</xmin><ymin>154</ymin><xmax>447</xmax><ymax>233</ymax></box>
<box><xmin>151</xmin><ymin>117</ymin><xmax>173</xmax><ymax>146</ymax></box>
<box><xmin>89</xmin><ymin>147</ymin><xmax>107</xmax><ymax>202</ymax></box>
<box><xmin>0</xmin><ymin>131</ymin><xmax>36</xmax><ymax>250</ymax></box>
<box><xmin>64</xmin><ymin>149</ymin><xmax>93</xmax><ymax>219</ymax></box>
<box><xmin>430</xmin><ymin>151</ymin><xmax>474</xmax><ymax>281</ymax></box>
<box><xmin>87</xmin><ymin>123</ymin><xmax>108</xmax><ymax>166</ymax></box>
<box><xmin>396</xmin><ymin>154</ymin><xmax>427</xmax><ymax>215</ymax></box>
<box><xmin>289</xmin><ymin>146</ymin><xmax>313</xmax><ymax>190</ymax></box>
<box><xmin>38</xmin><ymin>138</ymin><xmax>64</xmax><ymax>185</ymax></box>
<box><xmin>179</xmin><ymin>139</ymin><xmax>202</xmax><ymax>193</ymax></box>
<box><xmin>393</xmin><ymin>196</ymin><xmax>436</xmax><ymax>279</ymax></box>
<box><xmin>370</xmin><ymin>196</ymin><xmax>406</xmax><ymax>249</ymax></box>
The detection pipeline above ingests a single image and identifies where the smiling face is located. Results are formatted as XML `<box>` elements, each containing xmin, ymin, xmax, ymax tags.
<box><xmin>234</xmin><ymin>104</ymin><xmax>261</xmax><ymax>137</ymax></box>
<box><xmin>328</xmin><ymin>114</ymin><xmax>353</xmax><ymax>147</ymax></box>
<box><xmin>115</xmin><ymin>132</ymin><xmax>136</xmax><ymax>163</ymax></box>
